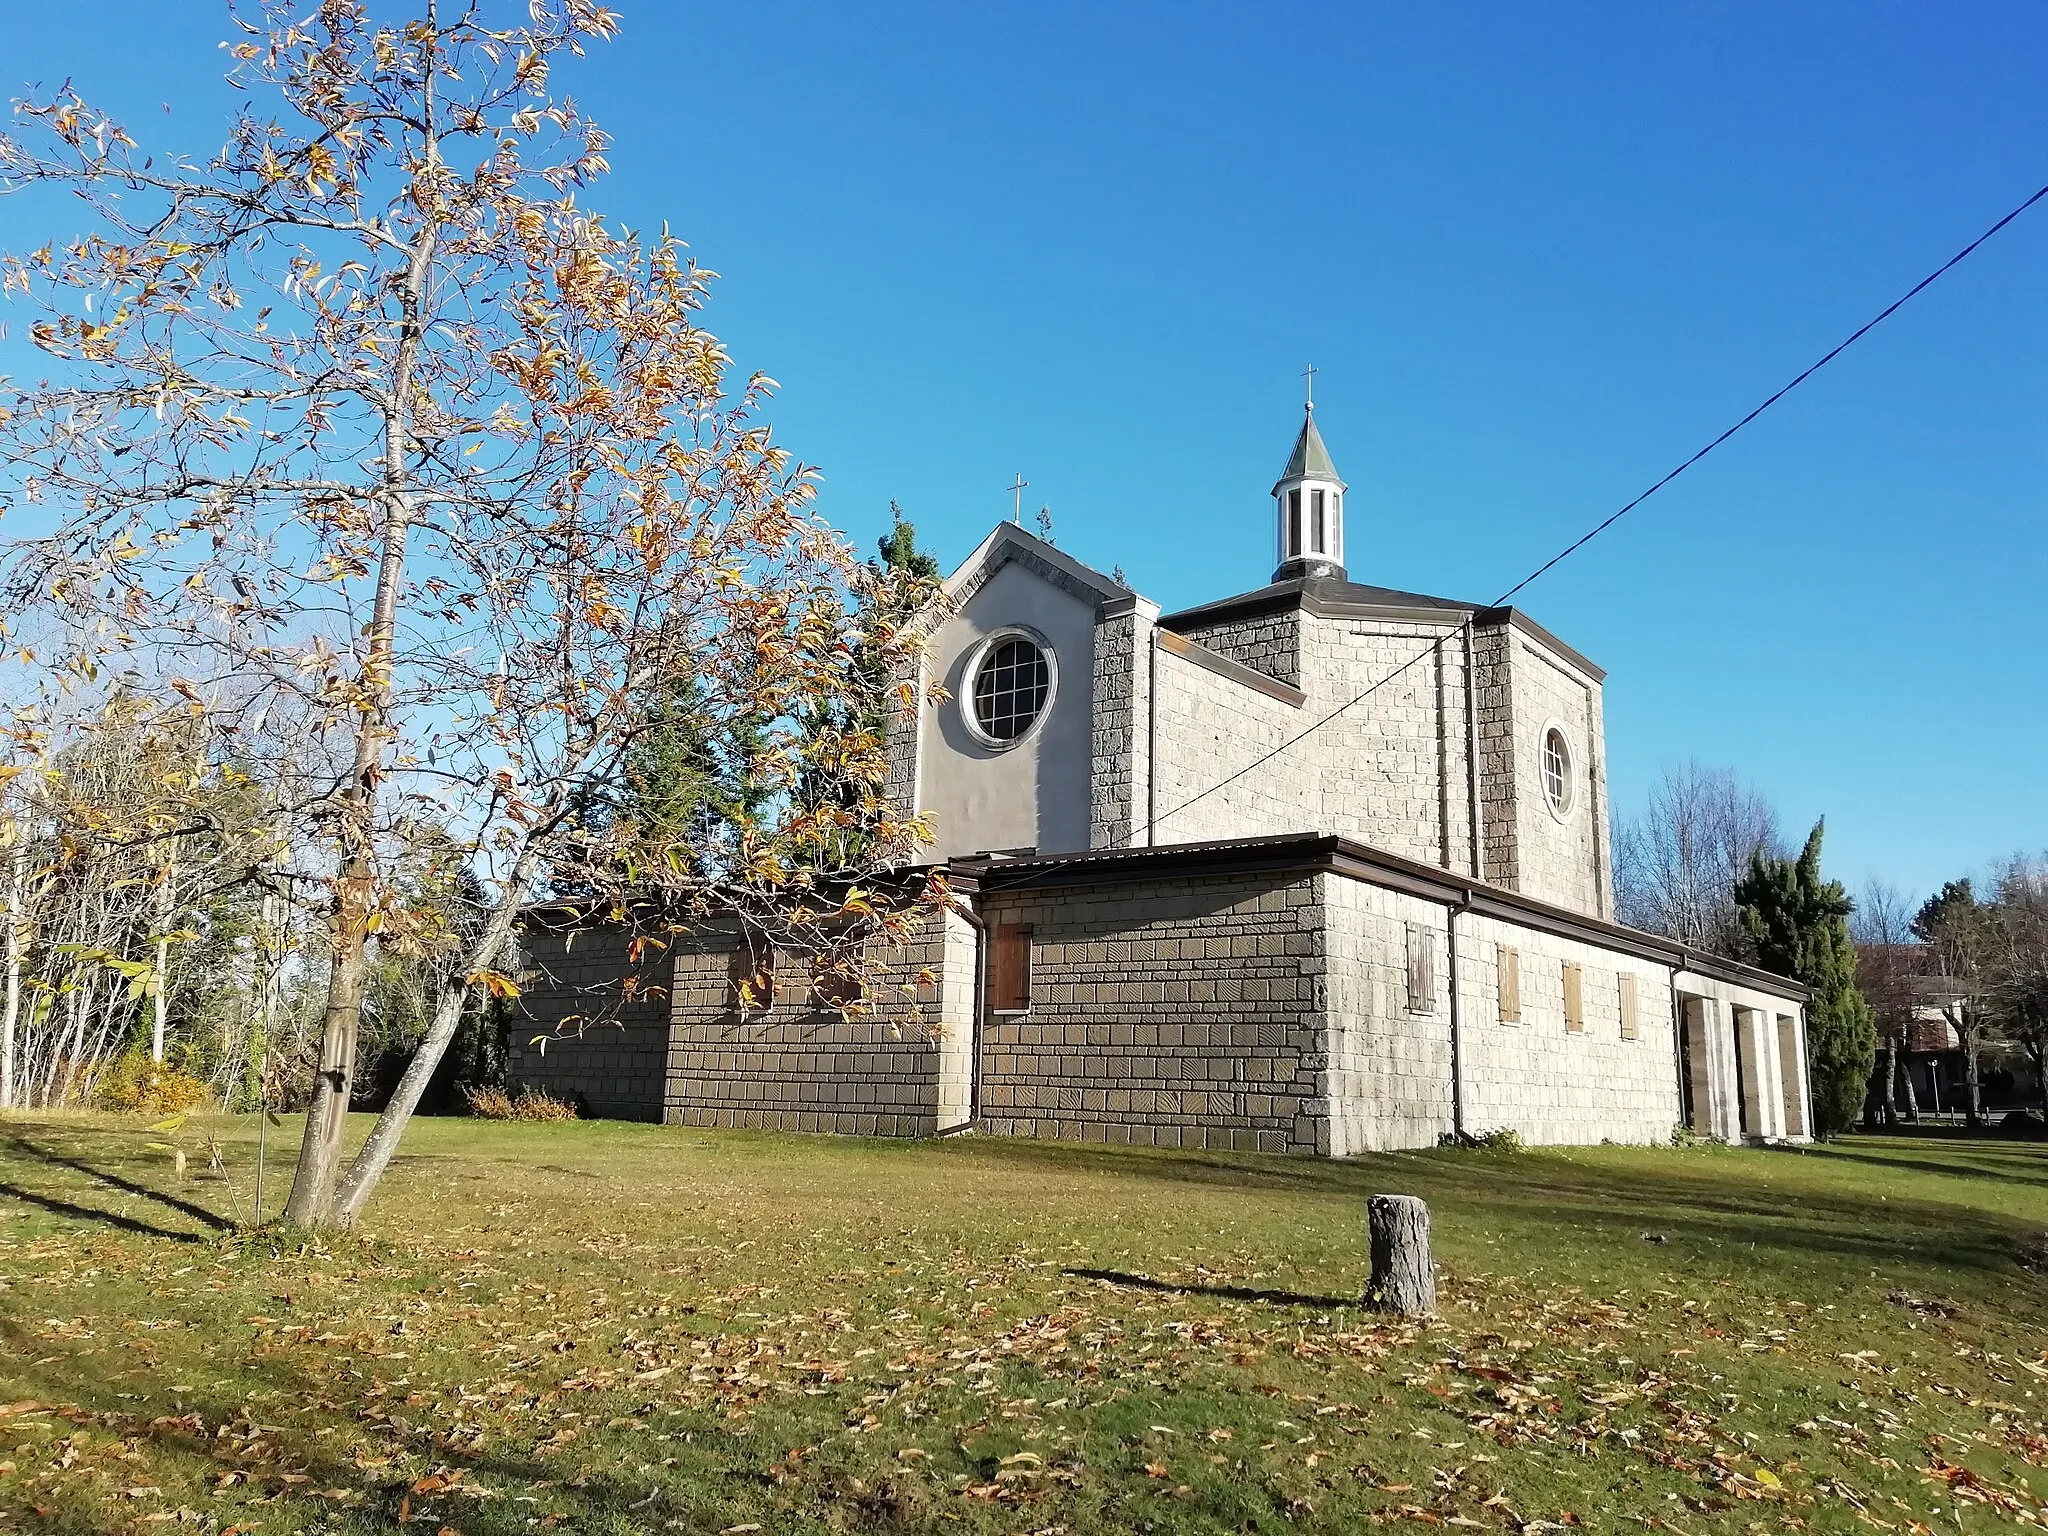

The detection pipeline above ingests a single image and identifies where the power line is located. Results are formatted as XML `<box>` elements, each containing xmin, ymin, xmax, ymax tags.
<box><xmin>979</xmin><ymin>177</ymin><xmax>2048</xmax><ymax>891</ymax></box>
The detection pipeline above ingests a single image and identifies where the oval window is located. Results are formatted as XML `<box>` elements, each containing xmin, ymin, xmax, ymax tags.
<box><xmin>1541</xmin><ymin>726</ymin><xmax>1574</xmax><ymax>816</ymax></box>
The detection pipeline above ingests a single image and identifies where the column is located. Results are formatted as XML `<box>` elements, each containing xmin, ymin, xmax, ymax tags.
<box><xmin>1089</xmin><ymin>594</ymin><xmax>1160</xmax><ymax>850</ymax></box>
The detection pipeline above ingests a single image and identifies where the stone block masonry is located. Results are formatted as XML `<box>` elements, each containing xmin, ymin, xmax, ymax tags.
<box><xmin>509</xmin><ymin>922</ymin><xmax>673</xmax><ymax>1121</ymax></box>
<box><xmin>509</xmin><ymin>835</ymin><xmax>1809</xmax><ymax>1156</ymax></box>
<box><xmin>659</xmin><ymin>912</ymin><xmax>971</xmax><ymax>1138</ymax></box>
<box><xmin>977</xmin><ymin>871</ymin><xmax>1327</xmax><ymax>1153</ymax></box>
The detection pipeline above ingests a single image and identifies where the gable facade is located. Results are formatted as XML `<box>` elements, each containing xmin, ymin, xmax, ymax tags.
<box><xmin>895</xmin><ymin>525</ymin><xmax>1614</xmax><ymax>920</ymax></box>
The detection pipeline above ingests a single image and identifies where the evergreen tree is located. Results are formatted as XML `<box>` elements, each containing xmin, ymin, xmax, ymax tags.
<box><xmin>1734</xmin><ymin>820</ymin><xmax>1877</xmax><ymax>1137</ymax></box>
<box><xmin>875</xmin><ymin>502</ymin><xmax>942</xmax><ymax>588</ymax></box>
<box><xmin>789</xmin><ymin>506</ymin><xmax>942</xmax><ymax>871</ymax></box>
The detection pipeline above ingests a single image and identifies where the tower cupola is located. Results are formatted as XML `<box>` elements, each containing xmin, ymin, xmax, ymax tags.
<box><xmin>1271</xmin><ymin>403</ymin><xmax>1346</xmax><ymax>583</ymax></box>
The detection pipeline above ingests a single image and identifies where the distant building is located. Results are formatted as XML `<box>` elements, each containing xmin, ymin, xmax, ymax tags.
<box><xmin>512</xmin><ymin>408</ymin><xmax>1810</xmax><ymax>1151</ymax></box>
<box><xmin>1862</xmin><ymin>942</ymin><xmax>2039</xmax><ymax>1118</ymax></box>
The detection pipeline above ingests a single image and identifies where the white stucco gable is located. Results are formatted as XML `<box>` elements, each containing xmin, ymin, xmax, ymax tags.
<box><xmin>904</xmin><ymin>525</ymin><xmax>1134</xmax><ymax>863</ymax></box>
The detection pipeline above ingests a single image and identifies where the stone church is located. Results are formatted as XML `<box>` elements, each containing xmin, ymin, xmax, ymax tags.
<box><xmin>511</xmin><ymin>409</ymin><xmax>1812</xmax><ymax>1153</ymax></box>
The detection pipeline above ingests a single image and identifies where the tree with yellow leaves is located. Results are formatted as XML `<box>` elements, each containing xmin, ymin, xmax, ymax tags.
<box><xmin>0</xmin><ymin>1</ymin><xmax>937</xmax><ymax>1226</ymax></box>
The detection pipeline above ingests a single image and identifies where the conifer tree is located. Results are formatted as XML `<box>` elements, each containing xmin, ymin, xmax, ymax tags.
<box><xmin>875</xmin><ymin>503</ymin><xmax>942</xmax><ymax>590</ymax></box>
<box><xmin>1734</xmin><ymin>820</ymin><xmax>1877</xmax><ymax>1137</ymax></box>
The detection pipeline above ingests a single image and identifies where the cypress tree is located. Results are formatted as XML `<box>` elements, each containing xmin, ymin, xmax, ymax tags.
<box><xmin>1734</xmin><ymin>820</ymin><xmax>1877</xmax><ymax>1137</ymax></box>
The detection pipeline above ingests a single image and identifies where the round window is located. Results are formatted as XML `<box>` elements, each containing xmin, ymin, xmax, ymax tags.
<box><xmin>968</xmin><ymin>634</ymin><xmax>1053</xmax><ymax>745</ymax></box>
<box><xmin>1541</xmin><ymin>726</ymin><xmax>1574</xmax><ymax>816</ymax></box>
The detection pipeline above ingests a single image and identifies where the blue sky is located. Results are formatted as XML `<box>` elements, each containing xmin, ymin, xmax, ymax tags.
<box><xmin>5</xmin><ymin>1</ymin><xmax>2045</xmax><ymax>902</ymax></box>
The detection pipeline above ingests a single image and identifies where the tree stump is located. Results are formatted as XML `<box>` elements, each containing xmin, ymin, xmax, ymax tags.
<box><xmin>1363</xmin><ymin>1194</ymin><xmax>1435</xmax><ymax>1315</ymax></box>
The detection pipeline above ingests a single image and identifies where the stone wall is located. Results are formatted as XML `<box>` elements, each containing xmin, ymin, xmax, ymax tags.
<box><xmin>1088</xmin><ymin>597</ymin><xmax>1158</xmax><ymax>851</ymax></box>
<box><xmin>976</xmin><ymin>871</ymin><xmax>1327</xmax><ymax>1152</ymax></box>
<box><xmin>1320</xmin><ymin>874</ymin><xmax>1455</xmax><ymax>1154</ymax></box>
<box><xmin>1505</xmin><ymin>631</ymin><xmax>1608</xmax><ymax>918</ymax></box>
<box><xmin>1172</xmin><ymin>607</ymin><xmax>1303</xmax><ymax>688</ymax></box>
<box><xmin>1297</xmin><ymin>616</ymin><xmax>1474</xmax><ymax>877</ymax></box>
<box><xmin>1149</xmin><ymin>646</ymin><xmax>1315</xmax><ymax>844</ymax></box>
<box><xmin>1322</xmin><ymin>885</ymin><xmax>1682</xmax><ymax>1150</ymax></box>
<box><xmin>510</xmin><ymin>855</ymin><xmax>1803</xmax><ymax>1155</ymax></box>
<box><xmin>661</xmin><ymin>912</ymin><xmax>975</xmax><ymax>1138</ymax></box>
<box><xmin>1472</xmin><ymin>623</ymin><xmax>1520</xmax><ymax>892</ymax></box>
<box><xmin>509</xmin><ymin>921</ymin><xmax>674</xmax><ymax>1121</ymax></box>
<box><xmin>1453</xmin><ymin>910</ymin><xmax>1680</xmax><ymax>1146</ymax></box>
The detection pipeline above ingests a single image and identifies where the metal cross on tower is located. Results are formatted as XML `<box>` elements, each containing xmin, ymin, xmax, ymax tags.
<box><xmin>1007</xmin><ymin>473</ymin><xmax>1030</xmax><ymax>522</ymax></box>
<box><xmin>1302</xmin><ymin>362</ymin><xmax>1317</xmax><ymax>409</ymax></box>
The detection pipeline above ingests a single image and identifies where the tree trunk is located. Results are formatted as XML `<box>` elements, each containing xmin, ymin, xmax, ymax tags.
<box><xmin>1960</xmin><ymin>1019</ymin><xmax>1984</xmax><ymax>1128</ymax></box>
<box><xmin>0</xmin><ymin>819</ymin><xmax>24</xmax><ymax>1111</ymax></box>
<box><xmin>283</xmin><ymin>869</ymin><xmax>373</xmax><ymax>1225</ymax></box>
<box><xmin>330</xmin><ymin>856</ymin><xmax>534</xmax><ymax>1227</ymax></box>
<box><xmin>280</xmin><ymin>193</ymin><xmax>440</xmax><ymax>1226</ymax></box>
<box><xmin>1362</xmin><ymin>1194</ymin><xmax>1436</xmax><ymax>1316</ymax></box>
<box><xmin>1897</xmin><ymin>1049</ymin><xmax>1920</xmax><ymax>1122</ymax></box>
<box><xmin>1877</xmin><ymin>1035</ymin><xmax>1898</xmax><ymax>1128</ymax></box>
<box><xmin>150</xmin><ymin>849</ymin><xmax>174</xmax><ymax>1064</ymax></box>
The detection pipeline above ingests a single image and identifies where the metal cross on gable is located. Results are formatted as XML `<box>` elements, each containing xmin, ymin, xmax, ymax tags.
<box><xmin>1302</xmin><ymin>362</ymin><xmax>1317</xmax><ymax>409</ymax></box>
<box><xmin>1006</xmin><ymin>473</ymin><xmax>1030</xmax><ymax>522</ymax></box>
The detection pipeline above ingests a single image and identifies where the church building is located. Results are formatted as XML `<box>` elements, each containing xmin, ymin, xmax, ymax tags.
<box><xmin>511</xmin><ymin>409</ymin><xmax>1811</xmax><ymax>1153</ymax></box>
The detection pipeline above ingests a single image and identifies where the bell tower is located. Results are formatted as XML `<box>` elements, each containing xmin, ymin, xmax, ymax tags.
<box><xmin>1271</xmin><ymin>388</ymin><xmax>1347</xmax><ymax>583</ymax></box>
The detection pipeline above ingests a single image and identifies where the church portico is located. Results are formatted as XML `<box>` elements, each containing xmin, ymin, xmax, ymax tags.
<box><xmin>1675</xmin><ymin>976</ymin><xmax>1813</xmax><ymax>1145</ymax></box>
<box><xmin>513</xmin><ymin>402</ymin><xmax>1813</xmax><ymax>1153</ymax></box>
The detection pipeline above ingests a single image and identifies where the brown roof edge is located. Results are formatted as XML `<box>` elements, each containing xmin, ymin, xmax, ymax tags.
<box><xmin>952</xmin><ymin>833</ymin><xmax>1805</xmax><ymax>1003</ymax></box>
<box><xmin>517</xmin><ymin>864</ymin><xmax>946</xmax><ymax>933</ymax></box>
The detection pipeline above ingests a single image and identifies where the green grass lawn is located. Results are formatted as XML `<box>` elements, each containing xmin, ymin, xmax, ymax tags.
<box><xmin>0</xmin><ymin>1114</ymin><xmax>2043</xmax><ymax>1535</ymax></box>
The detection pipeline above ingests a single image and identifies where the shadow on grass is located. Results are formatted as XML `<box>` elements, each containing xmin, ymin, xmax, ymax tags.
<box><xmin>0</xmin><ymin>1180</ymin><xmax>210</xmax><ymax>1244</ymax></box>
<box><xmin>0</xmin><ymin>1299</ymin><xmax>732</xmax><ymax>1536</ymax></box>
<box><xmin>0</xmin><ymin>1129</ymin><xmax>236</xmax><ymax>1234</ymax></box>
<box><xmin>1806</xmin><ymin>1146</ymin><xmax>2048</xmax><ymax>1188</ymax></box>
<box><xmin>939</xmin><ymin>1135</ymin><xmax>2045</xmax><ymax>1291</ymax></box>
<box><xmin>1063</xmin><ymin>1267</ymin><xmax>1354</xmax><ymax>1310</ymax></box>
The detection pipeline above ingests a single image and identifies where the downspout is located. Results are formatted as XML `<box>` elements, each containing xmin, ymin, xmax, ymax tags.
<box><xmin>1447</xmin><ymin>893</ymin><xmax>1469</xmax><ymax>1141</ymax></box>
<box><xmin>939</xmin><ymin>889</ymin><xmax>987</xmax><ymax>1134</ymax></box>
<box><xmin>1462</xmin><ymin>620</ymin><xmax>1484</xmax><ymax>881</ymax></box>
<box><xmin>1669</xmin><ymin>953</ymin><xmax>1689</xmax><ymax>1135</ymax></box>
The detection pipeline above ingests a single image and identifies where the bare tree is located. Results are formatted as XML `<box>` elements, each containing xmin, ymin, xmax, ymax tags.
<box><xmin>1852</xmin><ymin>877</ymin><xmax>1921</xmax><ymax>1126</ymax></box>
<box><xmin>1614</xmin><ymin>761</ymin><xmax>1783</xmax><ymax>957</ymax></box>
<box><xmin>1986</xmin><ymin>855</ymin><xmax>2048</xmax><ymax>1123</ymax></box>
<box><xmin>1913</xmin><ymin>880</ymin><xmax>1992</xmax><ymax>1128</ymax></box>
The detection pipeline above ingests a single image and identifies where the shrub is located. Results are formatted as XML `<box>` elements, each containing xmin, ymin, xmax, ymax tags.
<box><xmin>1438</xmin><ymin>1126</ymin><xmax>1523</xmax><ymax>1152</ymax></box>
<box><xmin>463</xmin><ymin>1084</ymin><xmax>579</xmax><ymax>1121</ymax></box>
<box><xmin>95</xmin><ymin>1053</ymin><xmax>214</xmax><ymax>1117</ymax></box>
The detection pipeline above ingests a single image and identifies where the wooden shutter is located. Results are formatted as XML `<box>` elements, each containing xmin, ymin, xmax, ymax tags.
<box><xmin>991</xmin><ymin>923</ymin><xmax>1032</xmax><ymax>1012</ymax></box>
<box><xmin>1405</xmin><ymin>925</ymin><xmax>1436</xmax><ymax>1015</ymax></box>
<box><xmin>1497</xmin><ymin>945</ymin><xmax>1520</xmax><ymax>1023</ymax></box>
<box><xmin>1562</xmin><ymin>962</ymin><xmax>1584</xmax><ymax>1033</ymax></box>
<box><xmin>1618</xmin><ymin>973</ymin><xmax>1639</xmax><ymax>1041</ymax></box>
